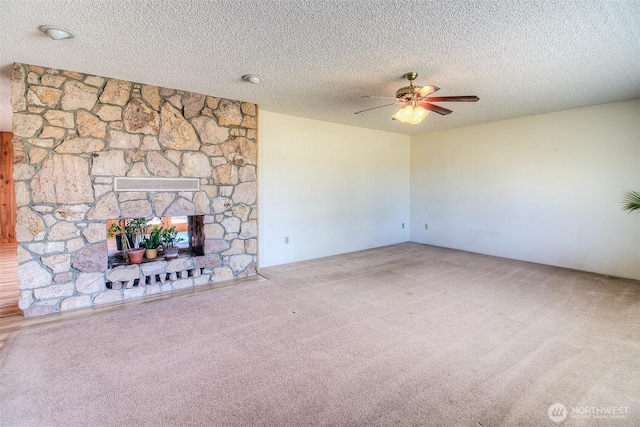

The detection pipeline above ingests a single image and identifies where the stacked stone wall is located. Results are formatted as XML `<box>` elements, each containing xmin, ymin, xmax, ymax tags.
<box><xmin>11</xmin><ymin>63</ymin><xmax>258</xmax><ymax>317</ymax></box>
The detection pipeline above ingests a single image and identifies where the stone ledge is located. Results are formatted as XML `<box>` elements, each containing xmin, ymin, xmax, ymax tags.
<box><xmin>106</xmin><ymin>266</ymin><xmax>206</xmax><ymax>290</ymax></box>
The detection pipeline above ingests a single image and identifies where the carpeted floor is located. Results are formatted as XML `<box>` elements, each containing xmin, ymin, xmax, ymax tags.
<box><xmin>1</xmin><ymin>243</ymin><xmax>638</xmax><ymax>426</ymax></box>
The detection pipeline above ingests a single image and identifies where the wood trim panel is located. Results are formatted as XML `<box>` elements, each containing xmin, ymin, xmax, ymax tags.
<box><xmin>0</xmin><ymin>132</ymin><xmax>16</xmax><ymax>243</ymax></box>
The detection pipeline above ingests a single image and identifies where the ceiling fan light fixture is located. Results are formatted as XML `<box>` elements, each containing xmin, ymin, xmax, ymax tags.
<box><xmin>355</xmin><ymin>71</ymin><xmax>478</xmax><ymax>123</ymax></box>
<box><xmin>392</xmin><ymin>105</ymin><xmax>412</xmax><ymax>121</ymax></box>
<box><xmin>412</xmin><ymin>106</ymin><xmax>429</xmax><ymax>123</ymax></box>
<box><xmin>393</xmin><ymin>104</ymin><xmax>429</xmax><ymax>124</ymax></box>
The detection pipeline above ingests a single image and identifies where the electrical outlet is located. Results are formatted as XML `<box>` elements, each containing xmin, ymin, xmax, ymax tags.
<box><xmin>425</xmin><ymin>224</ymin><xmax>428</xmax><ymax>230</ymax></box>
<box><xmin>285</xmin><ymin>236</ymin><xmax>289</xmax><ymax>244</ymax></box>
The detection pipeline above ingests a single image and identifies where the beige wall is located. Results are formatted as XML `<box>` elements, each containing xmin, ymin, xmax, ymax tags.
<box><xmin>259</xmin><ymin>111</ymin><xmax>410</xmax><ymax>267</ymax></box>
<box><xmin>410</xmin><ymin>100</ymin><xmax>640</xmax><ymax>279</ymax></box>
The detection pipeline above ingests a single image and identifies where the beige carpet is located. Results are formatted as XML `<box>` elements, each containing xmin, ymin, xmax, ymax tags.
<box><xmin>1</xmin><ymin>243</ymin><xmax>638</xmax><ymax>426</ymax></box>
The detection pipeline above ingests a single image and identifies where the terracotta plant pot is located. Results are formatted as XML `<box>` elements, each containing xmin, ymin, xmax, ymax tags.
<box><xmin>163</xmin><ymin>247</ymin><xmax>179</xmax><ymax>260</ymax></box>
<box><xmin>145</xmin><ymin>248</ymin><xmax>158</xmax><ymax>259</ymax></box>
<box><xmin>127</xmin><ymin>248</ymin><xmax>146</xmax><ymax>264</ymax></box>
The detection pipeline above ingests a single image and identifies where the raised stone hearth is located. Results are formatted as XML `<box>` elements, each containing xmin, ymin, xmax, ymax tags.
<box><xmin>11</xmin><ymin>63</ymin><xmax>258</xmax><ymax>317</ymax></box>
<box><xmin>102</xmin><ymin>253</ymin><xmax>228</xmax><ymax>304</ymax></box>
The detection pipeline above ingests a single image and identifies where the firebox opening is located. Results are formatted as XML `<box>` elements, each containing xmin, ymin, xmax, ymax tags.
<box><xmin>107</xmin><ymin>215</ymin><xmax>205</xmax><ymax>267</ymax></box>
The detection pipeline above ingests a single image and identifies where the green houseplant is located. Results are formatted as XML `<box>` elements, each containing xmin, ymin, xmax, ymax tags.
<box><xmin>161</xmin><ymin>225</ymin><xmax>184</xmax><ymax>260</ymax></box>
<box><xmin>108</xmin><ymin>218</ymin><xmax>149</xmax><ymax>264</ymax></box>
<box><xmin>142</xmin><ymin>225</ymin><xmax>163</xmax><ymax>259</ymax></box>
<box><xmin>622</xmin><ymin>191</ymin><xmax>640</xmax><ymax>213</ymax></box>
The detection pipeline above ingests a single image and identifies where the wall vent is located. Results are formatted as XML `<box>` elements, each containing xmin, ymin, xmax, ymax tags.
<box><xmin>114</xmin><ymin>177</ymin><xmax>200</xmax><ymax>192</ymax></box>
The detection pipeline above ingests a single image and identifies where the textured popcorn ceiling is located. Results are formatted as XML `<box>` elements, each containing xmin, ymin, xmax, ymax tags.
<box><xmin>0</xmin><ymin>0</ymin><xmax>638</xmax><ymax>135</ymax></box>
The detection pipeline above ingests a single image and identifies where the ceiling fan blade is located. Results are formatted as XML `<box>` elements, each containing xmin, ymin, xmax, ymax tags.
<box><xmin>361</xmin><ymin>95</ymin><xmax>398</xmax><ymax>100</ymax></box>
<box><xmin>418</xmin><ymin>85</ymin><xmax>440</xmax><ymax>97</ymax></box>
<box><xmin>354</xmin><ymin>102</ymin><xmax>400</xmax><ymax>115</ymax></box>
<box><xmin>425</xmin><ymin>96</ymin><xmax>479</xmax><ymax>102</ymax></box>
<box><xmin>420</xmin><ymin>102</ymin><xmax>453</xmax><ymax>115</ymax></box>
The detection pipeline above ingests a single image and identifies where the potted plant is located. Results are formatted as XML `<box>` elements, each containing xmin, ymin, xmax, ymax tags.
<box><xmin>108</xmin><ymin>218</ymin><xmax>149</xmax><ymax>264</ymax></box>
<box><xmin>161</xmin><ymin>225</ymin><xmax>184</xmax><ymax>260</ymax></box>
<box><xmin>143</xmin><ymin>225</ymin><xmax>163</xmax><ymax>259</ymax></box>
<box><xmin>622</xmin><ymin>191</ymin><xmax>640</xmax><ymax>213</ymax></box>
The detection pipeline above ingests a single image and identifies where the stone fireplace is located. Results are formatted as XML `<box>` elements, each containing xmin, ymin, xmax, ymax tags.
<box><xmin>11</xmin><ymin>63</ymin><xmax>258</xmax><ymax>317</ymax></box>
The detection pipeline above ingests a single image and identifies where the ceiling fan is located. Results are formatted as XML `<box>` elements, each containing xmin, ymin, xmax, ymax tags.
<box><xmin>355</xmin><ymin>72</ymin><xmax>479</xmax><ymax>124</ymax></box>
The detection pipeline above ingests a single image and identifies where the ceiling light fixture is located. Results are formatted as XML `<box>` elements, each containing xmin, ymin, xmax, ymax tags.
<box><xmin>392</xmin><ymin>103</ymin><xmax>430</xmax><ymax>124</ymax></box>
<box><xmin>356</xmin><ymin>72</ymin><xmax>478</xmax><ymax>124</ymax></box>
<box><xmin>39</xmin><ymin>25</ymin><xmax>74</xmax><ymax>40</ymax></box>
<box><xmin>242</xmin><ymin>74</ymin><xmax>262</xmax><ymax>84</ymax></box>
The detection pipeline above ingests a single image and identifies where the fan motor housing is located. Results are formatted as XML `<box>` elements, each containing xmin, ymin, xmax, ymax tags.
<box><xmin>396</xmin><ymin>85</ymin><xmax>421</xmax><ymax>99</ymax></box>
